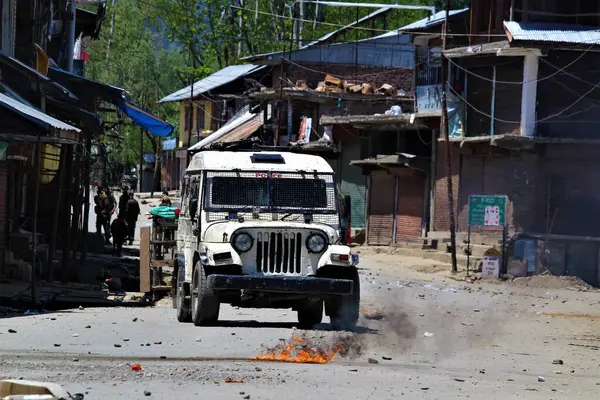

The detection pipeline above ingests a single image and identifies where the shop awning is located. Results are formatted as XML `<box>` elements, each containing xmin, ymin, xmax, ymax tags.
<box><xmin>48</xmin><ymin>67</ymin><xmax>174</xmax><ymax>137</ymax></box>
<box><xmin>189</xmin><ymin>105</ymin><xmax>268</xmax><ymax>151</ymax></box>
<box><xmin>0</xmin><ymin>92</ymin><xmax>81</xmax><ymax>144</ymax></box>
<box><xmin>116</xmin><ymin>98</ymin><xmax>174</xmax><ymax>137</ymax></box>
<box><xmin>351</xmin><ymin>153</ymin><xmax>429</xmax><ymax>172</ymax></box>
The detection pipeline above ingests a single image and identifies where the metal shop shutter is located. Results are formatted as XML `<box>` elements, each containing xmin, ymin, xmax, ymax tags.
<box><xmin>396</xmin><ymin>169</ymin><xmax>426</xmax><ymax>240</ymax></box>
<box><xmin>367</xmin><ymin>171</ymin><xmax>395</xmax><ymax>246</ymax></box>
<box><xmin>340</xmin><ymin>140</ymin><xmax>366</xmax><ymax>229</ymax></box>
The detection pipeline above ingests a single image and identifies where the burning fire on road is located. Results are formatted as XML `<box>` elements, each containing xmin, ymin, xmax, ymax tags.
<box><xmin>253</xmin><ymin>333</ymin><xmax>347</xmax><ymax>364</ymax></box>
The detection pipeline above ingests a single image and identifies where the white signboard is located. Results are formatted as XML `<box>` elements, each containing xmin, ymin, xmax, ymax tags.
<box><xmin>482</xmin><ymin>256</ymin><xmax>500</xmax><ymax>278</ymax></box>
<box><xmin>484</xmin><ymin>206</ymin><xmax>500</xmax><ymax>226</ymax></box>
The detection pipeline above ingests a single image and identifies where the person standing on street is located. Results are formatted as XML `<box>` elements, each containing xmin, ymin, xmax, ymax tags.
<box><xmin>125</xmin><ymin>191</ymin><xmax>141</xmax><ymax>245</ymax></box>
<box><xmin>94</xmin><ymin>187</ymin><xmax>104</xmax><ymax>236</ymax></box>
<box><xmin>118</xmin><ymin>186</ymin><xmax>130</xmax><ymax>217</ymax></box>
<box><xmin>99</xmin><ymin>187</ymin><xmax>116</xmax><ymax>244</ymax></box>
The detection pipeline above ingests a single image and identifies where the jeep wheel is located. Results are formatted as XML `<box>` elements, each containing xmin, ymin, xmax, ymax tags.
<box><xmin>175</xmin><ymin>279</ymin><xmax>191</xmax><ymax>323</ymax></box>
<box><xmin>328</xmin><ymin>268</ymin><xmax>360</xmax><ymax>332</ymax></box>
<box><xmin>297</xmin><ymin>301</ymin><xmax>323</xmax><ymax>330</ymax></box>
<box><xmin>191</xmin><ymin>262</ymin><xmax>220</xmax><ymax>326</ymax></box>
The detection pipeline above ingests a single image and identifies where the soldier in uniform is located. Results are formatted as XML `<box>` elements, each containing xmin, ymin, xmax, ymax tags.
<box><xmin>125</xmin><ymin>192</ymin><xmax>141</xmax><ymax>245</ymax></box>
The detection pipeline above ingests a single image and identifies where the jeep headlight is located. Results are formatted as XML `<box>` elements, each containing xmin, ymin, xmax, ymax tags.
<box><xmin>232</xmin><ymin>232</ymin><xmax>253</xmax><ymax>253</ymax></box>
<box><xmin>306</xmin><ymin>233</ymin><xmax>327</xmax><ymax>253</ymax></box>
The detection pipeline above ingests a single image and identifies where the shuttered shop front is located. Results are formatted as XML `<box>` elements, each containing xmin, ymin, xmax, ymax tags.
<box><xmin>340</xmin><ymin>140</ymin><xmax>366</xmax><ymax>229</ymax></box>
<box><xmin>367</xmin><ymin>171</ymin><xmax>395</xmax><ymax>245</ymax></box>
<box><xmin>395</xmin><ymin>169</ymin><xmax>426</xmax><ymax>240</ymax></box>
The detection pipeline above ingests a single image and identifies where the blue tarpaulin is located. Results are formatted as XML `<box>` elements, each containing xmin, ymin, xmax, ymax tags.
<box><xmin>116</xmin><ymin>98</ymin><xmax>174</xmax><ymax>137</ymax></box>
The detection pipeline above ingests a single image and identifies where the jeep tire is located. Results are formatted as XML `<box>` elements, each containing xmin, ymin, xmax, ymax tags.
<box><xmin>327</xmin><ymin>267</ymin><xmax>360</xmax><ymax>332</ymax></box>
<box><xmin>297</xmin><ymin>301</ymin><xmax>323</xmax><ymax>329</ymax></box>
<box><xmin>191</xmin><ymin>262</ymin><xmax>220</xmax><ymax>326</ymax></box>
<box><xmin>175</xmin><ymin>278</ymin><xmax>191</xmax><ymax>323</ymax></box>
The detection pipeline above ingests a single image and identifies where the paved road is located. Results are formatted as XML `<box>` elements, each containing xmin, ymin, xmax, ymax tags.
<box><xmin>2</xmin><ymin>264</ymin><xmax>600</xmax><ymax>399</ymax></box>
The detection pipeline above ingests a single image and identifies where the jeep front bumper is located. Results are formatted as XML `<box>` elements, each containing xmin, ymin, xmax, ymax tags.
<box><xmin>207</xmin><ymin>274</ymin><xmax>354</xmax><ymax>295</ymax></box>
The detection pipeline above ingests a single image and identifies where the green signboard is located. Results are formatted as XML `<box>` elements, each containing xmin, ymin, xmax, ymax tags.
<box><xmin>468</xmin><ymin>195</ymin><xmax>507</xmax><ymax>227</ymax></box>
<box><xmin>0</xmin><ymin>142</ymin><xmax>7</xmax><ymax>161</ymax></box>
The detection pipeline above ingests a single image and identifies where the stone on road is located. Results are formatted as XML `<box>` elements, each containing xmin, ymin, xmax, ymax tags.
<box><xmin>1</xmin><ymin>263</ymin><xmax>599</xmax><ymax>399</ymax></box>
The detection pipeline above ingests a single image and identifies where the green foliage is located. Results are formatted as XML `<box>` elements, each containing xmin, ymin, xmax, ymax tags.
<box><xmin>89</xmin><ymin>0</ymin><xmax>470</xmax><ymax>168</ymax></box>
<box><xmin>88</xmin><ymin>0</ymin><xmax>185</xmax><ymax>168</ymax></box>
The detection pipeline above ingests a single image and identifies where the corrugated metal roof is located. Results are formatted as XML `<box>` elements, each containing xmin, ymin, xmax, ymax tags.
<box><xmin>504</xmin><ymin>21</ymin><xmax>600</xmax><ymax>45</ymax></box>
<box><xmin>158</xmin><ymin>64</ymin><xmax>265</xmax><ymax>103</ymax></box>
<box><xmin>0</xmin><ymin>92</ymin><xmax>81</xmax><ymax>133</ymax></box>
<box><xmin>369</xmin><ymin>8</ymin><xmax>469</xmax><ymax>40</ymax></box>
<box><xmin>301</xmin><ymin>6</ymin><xmax>393</xmax><ymax>49</ymax></box>
<box><xmin>188</xmin><ymin>105</ymin><xmax>271</xmax><ymax>151</ymax></box>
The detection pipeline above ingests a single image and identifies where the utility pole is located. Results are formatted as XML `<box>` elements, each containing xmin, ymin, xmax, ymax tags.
<box><xmin>298</xmin><ymin>0</ymin><xmax>304</xmax><ymax>47</ymax></box>
<box><xmin>440</xmin><ymin>0</ymin><xmax>458</xmax><ymax>273</ymax></box>
<box><xmin>66</xmin><ymin>0</ymin><xmax>76</xmax><ymax>72</ymax></box>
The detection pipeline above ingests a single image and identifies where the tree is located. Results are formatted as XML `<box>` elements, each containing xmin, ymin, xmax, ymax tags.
<box><xmin>87</xmin><ymin>0</ymin><xmax>185</xmax><ymax>185</ymax></box>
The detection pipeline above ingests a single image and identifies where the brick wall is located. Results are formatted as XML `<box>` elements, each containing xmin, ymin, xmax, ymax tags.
<box><xmin>284</xmin><ymin>63</ymin><xmax>414</xmax><ymax>94</ymax></box>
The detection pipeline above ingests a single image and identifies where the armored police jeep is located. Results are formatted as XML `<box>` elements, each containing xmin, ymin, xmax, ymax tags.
<box><xmin>172</xmin><ymin>150</ymin><xmax>360</xmax><ymax>331</ymax></box>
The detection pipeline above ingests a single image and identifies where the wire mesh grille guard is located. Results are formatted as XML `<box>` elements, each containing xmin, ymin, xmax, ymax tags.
<box><xmin>205</xmin><ymin>171</ymin><xmax>337</xmax><ymax>213</ymax></box>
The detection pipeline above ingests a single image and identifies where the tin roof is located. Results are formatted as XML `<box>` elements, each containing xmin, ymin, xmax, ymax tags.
<box><xmin>301</xmin><ymin>6</ymin><xmax>394</xmax><ymax>49</ymax></box>
<box><xmin>369</xmin><ymin>8</ymin><xmax>469</xmax><ymax>40</ymax></box>
<box><xmin>504</xmin><ymin>21</ymin><xmax>600</xmax><ymax>45</ymax></box>
<box><xmin>158</xmin><ymin>64</ymin><xmax>265</xmax><ymax>103</ymax></box>
<box><xmin>0</xmin><ymin>92</ymin><xmax>80</xmax><ymax>134</ymax></box>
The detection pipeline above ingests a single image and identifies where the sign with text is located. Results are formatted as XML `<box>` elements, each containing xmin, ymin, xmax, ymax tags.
<box><xmin>162</xmin><ymin>137</ymin><xmax>177</xmax><ymax>151</ymax></box>
<box><xmin>143</xmin><ymin>153</ymin><xmax>156</xmax><ymax>164</ymax></box>
<box><xmin>416</xmin><ymin>84</ymin><xmax>442</xmax><ymax>113</ymax></box>
<box><xmin>468</xmin><ymin>195</ymin><xmax>507</xmax><ymax>227</ymax></box>
<box><xmin>481</xmin><ymin>256</ymin><xmax>500</xmax><ymax>278</ymax></box>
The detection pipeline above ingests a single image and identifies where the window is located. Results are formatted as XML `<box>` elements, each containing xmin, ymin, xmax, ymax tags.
<box><xmin>195</xmin><ymin>104</ymin><xmax>205</xmax><ymax>132</ymax></box>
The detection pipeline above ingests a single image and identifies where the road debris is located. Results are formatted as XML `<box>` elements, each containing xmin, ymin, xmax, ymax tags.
<box><xmin>131</xmin><ymin>364</ymin><xmax>142</xmax><ymax>372</ymax></box>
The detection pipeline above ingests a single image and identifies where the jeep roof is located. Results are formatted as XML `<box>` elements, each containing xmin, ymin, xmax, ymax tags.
<box><xmin>187</xmin><ymin>151</ymin><xmax>334</xmax><ymax>174</ymax></box>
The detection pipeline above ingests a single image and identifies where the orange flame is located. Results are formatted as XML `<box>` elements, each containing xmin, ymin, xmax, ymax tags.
<box><xmin>252</xmin><ymin>333</ymin><xmax>344</xmax><ymax>364</ymax></box>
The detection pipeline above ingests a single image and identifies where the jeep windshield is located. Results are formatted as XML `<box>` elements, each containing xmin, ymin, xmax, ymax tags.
<box><xmin>203</xmin><ymin>171</ymin><xmax>337</xmax><ymax>215</ymax></box>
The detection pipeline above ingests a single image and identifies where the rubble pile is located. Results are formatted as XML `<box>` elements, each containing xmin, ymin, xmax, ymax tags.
<box><xmin>289</xmin><ymin>74</ymin><xmax>406</xmax><ymax>97</ymax></box>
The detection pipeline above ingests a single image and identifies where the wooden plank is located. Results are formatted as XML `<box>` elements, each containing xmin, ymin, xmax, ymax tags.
<box><xmin>139</xmin><ymin>226</ymin><xmax>151</xmax><ymax>293</ymax></box>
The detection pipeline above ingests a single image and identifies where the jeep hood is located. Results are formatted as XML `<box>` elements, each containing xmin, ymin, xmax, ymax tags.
<box><xmin>201</xmin><ymin>220</ymin><xmax>338</xmax><ymax>244</ymax></box>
